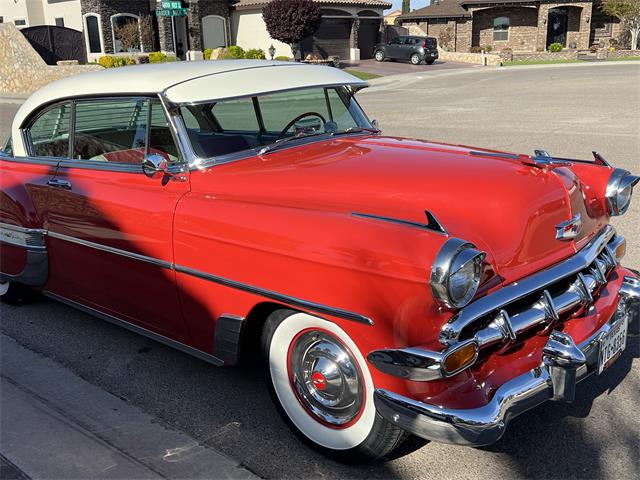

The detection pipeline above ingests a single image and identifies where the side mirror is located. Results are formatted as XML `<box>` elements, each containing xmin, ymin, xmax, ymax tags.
<box><xmin>371</xmin><ymin>119</ymin><xmax>379</xmax><ymax>129</ymax></box>
<box><xmin>142</xmin><ymin>153</ymin><xmax>168</xmax><ymax>179</ymax></box>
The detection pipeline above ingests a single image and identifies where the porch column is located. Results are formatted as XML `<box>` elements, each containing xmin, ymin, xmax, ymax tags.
<box><xmin>577</xmin><ymin>3</ymin><xmax>593</xmax><ymax>49</ymax></box>
<box><xmin>157</xmin><ymin>15</ymin><xmax>175</xmax><ymax>53</ymax></box>
<box><xmin>350</xmin><ymin>17</ymin><xmax>360</xmax><ymax>61</ymax></box>
<box><xmin>536</xmin><ymin>4</ymin><xmax>551</xmax><ymax>51</ymax></box>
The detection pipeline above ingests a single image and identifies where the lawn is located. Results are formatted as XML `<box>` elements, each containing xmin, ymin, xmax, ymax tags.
<box><xmin>343</xmin><ymin>69</ymin><xmax>383</xmax><ymax>80</ymax></box>
<box><xmin>503</xmin><ymin>59</ymin><xmax>585</xmax><ymax>67</ymax></box>
<box><xmin>606</xmin><ymin>56</ymin><xmax>640</xmax><ymax>61</ymax></box>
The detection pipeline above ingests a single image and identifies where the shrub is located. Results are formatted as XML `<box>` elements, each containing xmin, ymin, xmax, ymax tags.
<box><xmin>469</xmin><ymin>46</ymin><xmax>482</xmax><ymax>53</ymax></box>
<box><xmin>483</xmin><ymin>44</ymin><xmax>493</xmax><ymax>53</ymax></box>
<box><xmin>137</xmin><ymin>55</ymin><xmax>149</xmax><ymax>64</ymax></box>
<box><xmin>274</xmin><ymin>55</ymin><xmax>291</xmax><ymax>61</ymax></box>
<box><xmin>244</xmin><ymin>48</ymin><xmax>266</xmax><ymax>59</ymax></box>
<box><xmin>590</xmin><ymin>43</ymin><xmax>599</xmax><ymax>53</ymax></box>
<box><xmin>165</xmin><ymin>55</ymin><xmax>177</xmax><ymax>62</ymax></box>
<box><xmin>114</xmin><ymin>20</ymin><xmax>140</xmax><ymax>52</ymax></box>
<box><xmin>98</xmin><ymin>55</ymin><xmax>115</xmax><ymax>68</ymax></box>
<box><xmin>204</xmin><ymin>48</ymin><xmax>213</xmax><ymax>60</ymax></box>
<box><xmin>228</xmin><ymin>45</ymin><xmax>245</xmax><ymax>58</ymax></box>
<box><xmin>549</xmin><ymin>42</ymin><xmax>563</xmax><ymax>52</ymax></box>
<box><xmin>262</xmin><ymin>0</ymin><xmax>321</xmax><ymax>57</ymax></box>
<box><xmin>148</xmin><ymin>51</ymin><xmax>167</xmax><ymax>63</ymax></box>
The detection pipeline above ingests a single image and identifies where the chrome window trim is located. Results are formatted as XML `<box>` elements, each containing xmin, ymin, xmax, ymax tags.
<box><xmin>23</xmin><ymin>100</ymin><xmax>73</xmax><ymax>159</ymax></box>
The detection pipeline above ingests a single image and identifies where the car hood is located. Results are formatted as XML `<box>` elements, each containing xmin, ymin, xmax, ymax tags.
<box><xmin>195</xmin><ymin>135</ymin><xmax>608</xmax><ymax>283</ymax></box>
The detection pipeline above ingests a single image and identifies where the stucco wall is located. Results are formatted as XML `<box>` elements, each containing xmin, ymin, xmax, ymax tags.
<box><xmin>42</xmin><ymin>0</ymin><xmax>83</xmax><ymax>31</ymax></box>
<box><xmin>231</xmin><ymin>11</ymin><xmax>291</xmax><ymax>57</ymax></box>
<box><xmin>0</xmin><ymin>0</ymin><xmax>36</xmax><ymax>27</ymax></box>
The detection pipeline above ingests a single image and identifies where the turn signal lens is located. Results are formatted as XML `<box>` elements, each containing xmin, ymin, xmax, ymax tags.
<box><xmin>443</xmin><ymin>341</ymin><xmax>478</xmax><ymax>375</ymax></box>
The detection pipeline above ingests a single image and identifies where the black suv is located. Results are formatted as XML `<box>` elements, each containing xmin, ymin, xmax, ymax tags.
<box><xmin>374</xmin><ymin>36</ymin><xmax>438</xmax><ymax>65</ymax></box>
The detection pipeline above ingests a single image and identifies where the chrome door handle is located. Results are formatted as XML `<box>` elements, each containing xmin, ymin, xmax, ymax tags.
<box><xmin>47</xmin><ymin>179</ymin><xmax>72</xmax><ymax>189</ymax></box>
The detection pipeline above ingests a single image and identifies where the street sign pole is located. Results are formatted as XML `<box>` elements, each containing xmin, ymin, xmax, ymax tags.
<box><xmin>171</xmin><ymin>15</ymin><xmax>177</xmax><ymax>57</ymax></box>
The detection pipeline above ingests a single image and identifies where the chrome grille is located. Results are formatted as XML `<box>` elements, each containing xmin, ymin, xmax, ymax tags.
<box><xmin>440</xmin><ymin>226</ymin><xmax>624</xmax><ymax>353</ymax></box>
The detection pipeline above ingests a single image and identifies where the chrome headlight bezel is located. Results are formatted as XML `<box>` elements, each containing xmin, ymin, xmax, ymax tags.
<box><xmin>606</xmin><ymin>168</ymin><xmax>639</xmax><ymax>216</ymax></box>
<box><xmin>430</xmin><ymin>238</ymin><xmax>486</xmax><ymax>309</ymax></box>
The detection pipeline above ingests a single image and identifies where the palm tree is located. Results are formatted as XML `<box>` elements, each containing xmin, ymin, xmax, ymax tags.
<box><xmin>402</xmin><ymin>0</ymin><xmax>411</xmax><ymax>15</ymax></box>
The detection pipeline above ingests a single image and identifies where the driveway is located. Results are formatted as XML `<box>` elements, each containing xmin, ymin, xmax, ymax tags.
<box><xmin>1</xmin><ymin>63</ymin><xmax>639</xmax><ymax>480</ymax></box>
<box><xmin>344</xmin><ymin>58</ymin><xmax>478</xmax><ymax>76</ymax></box>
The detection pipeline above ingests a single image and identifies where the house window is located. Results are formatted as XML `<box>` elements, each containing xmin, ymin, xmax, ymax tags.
<box><xmin>84</xmin><ymin>14</ymin><xmax>103</xmax><ymax>53</ymax></box>
<box><xmin>111</xmin><ymin>14</ymin><xmax>141</xmax><ymax>53</ymax></box>
<box><xmin>430</xmin><ymin>18</ymin><xmax>447</xmax><ymax>25</ymax></box>
<box><xmin>493</xmin><ymin>17</ymin><xmax>509</xmax><ymax>41</ymax></box>
<box><xmin>14</xmin><ymin>18</ymin><xmax>27</xmax><ymax>27</ymax></box>
<box><xmin>55</xmin><ymin>17</ymin><xmax>65</xmax><ymax>27</ymax></box>
<box><xmin>0</xmin><ymin>17</ymin><xmax>4</xmax><ymax>24</ymax></box>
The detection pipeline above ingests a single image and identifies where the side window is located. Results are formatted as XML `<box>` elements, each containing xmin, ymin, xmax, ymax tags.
<box><xmin>2</xmin><ymin>136</ymin><xmax>13</xmax><ymax>156</ymax></box>
<box><xmin>74</xmin><ymin>99</ymin><xmax>149</xmax><ymax>163</ymax></box>
<box><xmin>149</xmin><ymin>100</ymin><xmax>179</xmax><ymax>163</ymax></box>
<box><xmin>326</xmin><ymin>89</ymin><xmax>359</xmax><ymax>131</ymax></box>
<box><xmin>389</xmin><ymin>37</ymin><xmax>401</xmax><ymax>45</ymax></box>
<box><xmin>28</xmin><ymin>103</ymin><xmax>71</xmax><ymax>157</ymax></box>
<box><xmin>211</xmin><ymin>97</ymin><xmax>260</xmax><ymax>131</ymax></box>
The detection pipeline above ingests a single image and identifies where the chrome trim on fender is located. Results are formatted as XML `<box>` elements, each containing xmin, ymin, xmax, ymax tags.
<box><xmin>374</xmin><ymin>302</ymin><xmax>632</xmax><ymax>446</ymax></box>
<box><xmin>0</xmin><ymin>223</ymin><xmax>48</xmax><ymax>286</ymax></box>
<box><xmin>351</xmin><ymin>211</ymin><xmax>448</xmax><ymax>235</ymax></box>
<box><xmin>555</xmin><ymin>213</ymin><xmax>582</xmax><ymax>241</ymax></box>
<box><xmin>173</xmin><ymin>264</ymin><xmax>374</xmax><ymax>325</ymax></box>
<box><xmin>42</xmin><ymin>291</ymin><xmax>225</xmax><ymax>366</ymax></box>
<box><xmin>46</xmin><ymin>231</ymin><xmax>174</xmax><ymax>269</ymax></box>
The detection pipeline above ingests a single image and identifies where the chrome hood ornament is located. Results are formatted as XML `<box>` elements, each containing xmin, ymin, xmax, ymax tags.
<box><xmin>555</xmin><ymin>213</ymin><xmax>582</xmax><ymax>241</ymax></box>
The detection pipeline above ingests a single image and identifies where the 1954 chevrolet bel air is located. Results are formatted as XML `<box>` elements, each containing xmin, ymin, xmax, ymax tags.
<box><xmin>1</xmin><ymin>60</ymin><xmax>638</xmax><ymax>463</ymax></box>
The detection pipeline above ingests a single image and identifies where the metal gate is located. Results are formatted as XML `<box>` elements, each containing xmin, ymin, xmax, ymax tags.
<box><xmin>21</xmin><ymin>26</ymin><xmax>87</xmax><ymax>65</ymax></box>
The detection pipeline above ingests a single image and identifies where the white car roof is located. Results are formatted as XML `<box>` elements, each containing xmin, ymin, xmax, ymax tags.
<box><xmin>12</xmin><ymin>60</ymin><xmax>367</xmax><ymax>133</ymax></box>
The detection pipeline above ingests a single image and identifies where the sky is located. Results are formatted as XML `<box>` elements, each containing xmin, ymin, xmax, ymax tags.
<box><xmin>387</xmin><ymin>0</ymin><xmax>430</xmax><ymax>13</ymax></box>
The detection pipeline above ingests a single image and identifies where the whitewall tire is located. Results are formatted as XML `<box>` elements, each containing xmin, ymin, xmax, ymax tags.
<box><xmin>262</xmin><ymin>309</ymin><xmax>407</xmax><ymax>463</ymax></box>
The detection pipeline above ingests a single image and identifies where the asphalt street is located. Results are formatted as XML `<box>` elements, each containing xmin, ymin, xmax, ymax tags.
<box><xmin>1</xmin><ymin>63</ymin><xmax>639</xmax><ymax>479</ymax></box>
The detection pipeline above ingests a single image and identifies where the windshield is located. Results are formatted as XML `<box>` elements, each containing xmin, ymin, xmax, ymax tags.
<box><xmin>179</xmin><ymin>86</ymin><xmax>372</xmax><ymax>159</ymax></box>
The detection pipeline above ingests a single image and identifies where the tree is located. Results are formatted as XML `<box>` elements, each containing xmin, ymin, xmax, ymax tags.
<box><xmin>402</xmin><ymin>0</ymin><xmax>411</xmax><ymax>15</ymax></box>
<box><xmin>601</xmin><ymin>0</ymin><xmax>640</xmax><ymax>50</ymax></box>
<box><xmin>114</xmin><ymin>20</ymin><xmax>140</xmax><ymax>52</ymax></box>
<box><xmin>262</xmin><ymin>0</ymin><xmax>322</xmax><ymax>59</ymax></box>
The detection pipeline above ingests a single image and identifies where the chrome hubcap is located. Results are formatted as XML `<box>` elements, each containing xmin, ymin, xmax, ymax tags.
<box><xmin>289</xmin><ymin>330</ymin><xmax>363</xmax><ymax>427</ymax></box>
<box><xmin>0</xmin><ymin>282</ymin><xmax>9</xmax><ymax>296</ymax></box>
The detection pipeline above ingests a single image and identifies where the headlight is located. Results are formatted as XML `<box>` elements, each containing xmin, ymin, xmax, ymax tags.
<box><xmin>606</xmin><ymin>168</ymin><xmax>639</xmax><ymax>216</ymax></box>
<box><xmin>430</xmin><ymin>238</ymin><xmax>486</xmax><ymax>309</ymax></box>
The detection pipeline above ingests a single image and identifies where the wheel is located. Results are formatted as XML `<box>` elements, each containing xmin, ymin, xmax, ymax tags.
<box><xmin>410</xmin><ymin>54</ymin><xmax>422</xmax><ymax>65</ymax></box>
<box><xmin>0</xmin><ymin>281</ymin><xmax>34</xmax><ymax>305</ymax></box>
<box><xmin>374</xmin><ymin>50</ymin><xmax>385</xmax><ymax>62</ymax></box>
<box><xmin>262</xmin><ymin>309</ymin><xmax>407</xmax><ymax>463</ymax></box>
<box><xmin>426</xmin><ymin>59</ymin><xmax>435</xmax><ymax>65</ymax></box>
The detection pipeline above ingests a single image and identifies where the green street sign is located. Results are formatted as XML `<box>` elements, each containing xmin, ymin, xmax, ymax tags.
<box><xmin>156</xmin><ymin>7</ymin><xmax>188</xmax><ymax>17</ymax></box>
<box><xmin>161</xmin><ymin>1</ymin><xmax>182</xmax><ymax>8</ymax></box>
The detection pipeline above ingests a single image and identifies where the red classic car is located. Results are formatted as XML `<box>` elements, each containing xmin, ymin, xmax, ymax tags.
<box><xmin>1</xmin><ymin>60</ymin><xmax>638</xmax><ymax>463</ymax></box>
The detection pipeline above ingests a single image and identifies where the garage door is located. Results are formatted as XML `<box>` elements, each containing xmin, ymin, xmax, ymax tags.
<box><xmin>301</xmin><ymin>18</ymin><xmax>350</xmax><ymax>60</ymax></box>
<box><xmin>358</xmin><ymin>20</ymin><xmax>380</xmax><ymax>59</ymax></box>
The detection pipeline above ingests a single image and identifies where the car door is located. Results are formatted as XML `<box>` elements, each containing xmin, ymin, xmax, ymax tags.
<box><xmin>386</xmin><ymin>37</ymin><xmax>403</xmax><ymax>58</ymax></box>
<box><xmin>43</xmin><ymin>97</ymin><xmax>192</xmax><ymax>341</ymax></box>
<box><xmin>402</xmin><ymin>37</ymin><xmax>417</xmax><ymax>59</ymax></box>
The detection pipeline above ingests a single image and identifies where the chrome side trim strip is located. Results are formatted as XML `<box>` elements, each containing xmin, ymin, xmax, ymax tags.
<box><xmin>46</xmin><ymin>231</ymin><xmax>173</xmax><ymax>270</ymax></box>
<box><xmin>352</xmin><ymin>211</ymin><xmax>448</xmax><ymax>235</ymax></box>
<box><xmin>0</xmin><ymin>223</ymin><xmax>47</xmax><ymax>250</ymax></box>
<box><xmin>440</xmin><ymin>226</ymin><xmax>616</xmax><ymax>345</ymax></box>
<box><xmin>174</xmin><ymin>264</ymin><xmax>374</xmax><ymax>326</ymax></box>
<box><xmin>42</xmin><ymin>291</ymin><xmax>224</xmax><ymax>366</ymax></box>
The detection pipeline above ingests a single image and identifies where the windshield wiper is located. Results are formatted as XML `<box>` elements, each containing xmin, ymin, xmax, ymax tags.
<box><xmin>258</xmin><ymin>132</ymin><xmax>327</xmax><ymax>155</ymax></box>
<box><xmin>330</xmin><ymin>127</ymin><xmax>380</xmax><ymax>137</ymax></box>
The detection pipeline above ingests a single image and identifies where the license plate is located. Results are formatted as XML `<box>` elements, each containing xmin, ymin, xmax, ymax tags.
<box><xmin>598</xmin><ymin>316</ymin><xmax>628</xmax><ymax>374</ymax></box>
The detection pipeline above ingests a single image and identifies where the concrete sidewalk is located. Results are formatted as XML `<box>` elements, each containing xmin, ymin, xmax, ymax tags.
<box><xmin>0</xmin><ymin>334</ymin><xmax>258</xmax><ymax>480</ymax></box>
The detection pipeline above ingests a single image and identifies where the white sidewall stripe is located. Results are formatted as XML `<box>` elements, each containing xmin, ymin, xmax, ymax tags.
<box><xmin>269</xmin><ymin>312</ymin><xmax>376</xmax><ymax>450</ymax></box>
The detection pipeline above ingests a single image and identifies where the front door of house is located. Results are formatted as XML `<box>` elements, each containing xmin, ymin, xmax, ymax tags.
<box><xmin>547</xmin><ymin>9</ymin><xmax>568</xmax><ymax>48</ymax></box>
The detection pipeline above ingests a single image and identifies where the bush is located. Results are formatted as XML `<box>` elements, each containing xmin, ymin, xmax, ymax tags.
<box><xmin>228</xmin><ymin>45</ymin><xmax>245</xmax><ymax>58</ymax></box>
<box><xmin>148</xmin><ymin>51</ymin><xmax>167</xmax><ymax>63</ymax></box>
<box><xmin>137</xmin><ymin>55</ymin><xmax>149</xmax><ymax>64</ymax></box>
<box><xmin>204</xmin><ymin>48</ymin><xmax>213</xmax><ymax>60</ymax></box>
<box><xmin>483</xmin><ymin>44</ymin><xmax>493</xmax><ymax>53</ymax></box>
<box><xmin>165</xmin><ymin>55</ymin><xmax>177</xmax><ymax>62</ymax></box>
<box><xmin>98</xmin><ymin>55</ymin><xmax>115</xmax><ymax>68</ymax></box>
<box><xmin>244</xmin><ymin>48</ymin><xmax>266</xmax><ymax>59</ymax></box>
<box><xmin>549</xmin><ymin>43</ymin><xmax>563</xmax><ymax>52</ymax></box>
<box><xmin>274</xmin><ymin>55</ymin><xmax>291</xmax><ymax>61</ymax></box>
<box><xmin>469</xmin><ymin>46</ymin><xmax>482</xmax><ymax>53</ymax></box>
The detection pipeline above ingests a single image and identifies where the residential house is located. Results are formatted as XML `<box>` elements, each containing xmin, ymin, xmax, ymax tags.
<box><xmin>396</xmin><ymin>0</ymin><xmax>621</xmax><ymax>53</ymax></box>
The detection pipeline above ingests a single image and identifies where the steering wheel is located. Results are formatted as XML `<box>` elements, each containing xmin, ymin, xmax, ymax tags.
<box><xmin>278</xmin><ymin>112</ymin><xmax>327</xmax><ymax>139</ymax></box>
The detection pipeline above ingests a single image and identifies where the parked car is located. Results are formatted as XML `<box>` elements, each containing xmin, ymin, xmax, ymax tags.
<box><xmin>374</xmin><ymin>35</ymin><xmax>439</xmax><ymax>65</ymax></box>
<box><xmin>1</xmin><ymin>61</ymin><xmax>638</xmax><ymax>463</ymax></box>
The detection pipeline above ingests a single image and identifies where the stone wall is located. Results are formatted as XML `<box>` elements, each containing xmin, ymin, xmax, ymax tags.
<box><xmin>0</xmin><ymin>24</ymin><xmax>101</xmax><ymax>95</ymax></box>
<box><xmin>535</xmin><ymin>2</ymin><xmax>592</xmax><ymax>51</ymax></box>
<box><xmin>187</xmin><ymin>0</ymin><xmax>230</xmax><ymax>51</ymax></box>
<box><xmin>456</xmin><ymin>18</ymin><xmax>472</xmax><ymax>52</ymax></box>
<box><xmin>606</xmin><ymin>49</ymin><xmax>640</xmax><ymax>58</ymax></box>
<box><xmin>504</xmin><ymin>50</ymin><xmax>579</xmax><ymax>61</ymax></box>
<box><xmin>438</xmin><ymin>49</ymin><xmax>502</xmax><ymax>66</ymax></box>
<box><xmin>470</xmin><ymin>6</ymin><xmax>539</xmax><ymax>52</ymax></box>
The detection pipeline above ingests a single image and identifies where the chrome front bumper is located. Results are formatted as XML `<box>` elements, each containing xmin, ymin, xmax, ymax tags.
<box><xmin>374</xmin><ymin>276</ymin><xmax>639</xmax><ymax>446</ymax></box>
